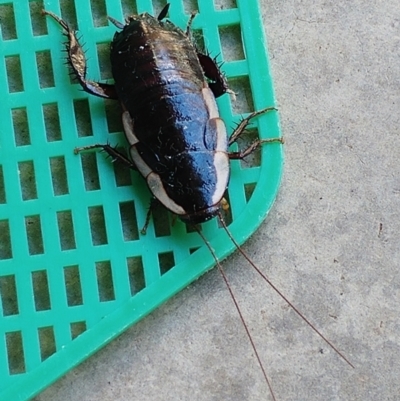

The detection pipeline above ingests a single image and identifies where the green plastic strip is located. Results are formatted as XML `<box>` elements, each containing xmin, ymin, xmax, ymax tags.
<box><xmin>0</xmin><ymin>0</ymin><xmax>282</xmax><ymax>399</ymax></box>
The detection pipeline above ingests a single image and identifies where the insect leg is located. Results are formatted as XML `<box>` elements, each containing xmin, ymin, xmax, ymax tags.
<box><xmin>140</xmin><ymin>198</ymin><xmax>161</xmax><ymax>235</ymax></box>
<box><xmin>42</xmin><ymin>10</ymin><xmax>118</xmax><ymax>99</ymax></box>
<box><xmin>108</xmin><ymin>16</ymin><xmax>125</xmax><ymax>29</ymax></box>
<box><xmin>185</xmin><ymin>10</ymin><xmax>198</xmax><ymax>36</ymax></box>
<box><xmin>157</xmin><ymin>4</ymin><xmax>170</xmax><ymax>21</ymax></box>
<box><xmin>74</xmin><ymin>144</ymin><xmax>136</xmax><ymax>170</ymax></box>
<box><xmin>74</xmin><ymin>142</ymin><xmax>163</xmax><ymax>234</ymax></box>
<box><xmin>181</xmin><ymin>6</ymin><xmax>230</xmax><ymax>98</ymax></box>
<box><xmin>228</xmin><ymin>107</ymin><xmax>283</xmax><ymax>160</ymax></box>
<box><xmin>197</xmin><ymin>53</ymin><xmax>230</xmax><ymax>98</ymax></box>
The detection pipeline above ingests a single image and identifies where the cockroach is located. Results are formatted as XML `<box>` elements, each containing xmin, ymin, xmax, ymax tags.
<box><xmin>43</xmin><ymin>4</ymin><xmax>353</xmax><ymax>400</ymax></box>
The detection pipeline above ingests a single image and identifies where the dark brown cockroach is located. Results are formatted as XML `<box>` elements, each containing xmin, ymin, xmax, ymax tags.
<box><xmin>43</xmin><ymin>4</ymin><xmax>353</xmax><ymax>400</ymax></box>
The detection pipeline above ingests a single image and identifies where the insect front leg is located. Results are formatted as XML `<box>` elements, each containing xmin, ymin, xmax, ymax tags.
<box><xmin>228</xmin><ymin>107</ymin><xmax>284</xmax><ymax>160</ymax></box>
<box><xmin>42</xmin><ymin>10</ymin><xmax>118</xmax><ymax>99</ymax></box>
<box><xmin>185</xmin><ymin>9</ymin><xmax>198</xmax><ymax>36</ymax></box>
<box><xmin>180</xmin><ymin>5</ymin><xmax>229</xmax><ymax>98</ymax></box>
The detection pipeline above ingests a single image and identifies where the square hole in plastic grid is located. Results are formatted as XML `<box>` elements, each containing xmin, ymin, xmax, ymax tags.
<box><xmin>43</xmin><ymin>104</ymin><xmax>63</xmax><ymax>142</ymax></box>
<box><xmin>12</xmin><ymin>108</ymin><xmax>31</xmax><ymax>146</ymax></box>
<box><xmin>0</xmin><ymin>220</ymin><xmax>12</xmax><ymax>260</ymax></box>
<box><xmin>0</xmin><ymin>3</ymin><xmax>17</xmax><ymax>40</ymax></box>
<box><xmin>5</xmin><ymin>55</ymin><xmax>24</xmax><ymax>92</ymax></box>
<box><xmin>64</xmin><ymin>265</ymin><xmax>83</xmax><ymax>307</ymax></box>
<box><xmin>6</xmin><ymin>331</ymin><xmax>25</xmax><ymax>374</ymax></box>
<box><xmin>32</xmin><ymin>270</ymin><xmax>52</xmax><ymax>311</ymax></box>
<box><xmin>0</xmin><ymin>167</ymin><xmax>5</xmax><ymax>203</ymax></box>
<box><xmin>0</xmin><ymin>275</ymin><xmax>19</xmax><ymax>315</ymax></box>
<box><xmin>36</xmin><ymin>51</ymin><xmax>55</xmax><ymax>88</ymax></box>
<box><xmin>29</xmin><ymin>1</ymin><xmax>48</xmax><ymax>36</ymax></box>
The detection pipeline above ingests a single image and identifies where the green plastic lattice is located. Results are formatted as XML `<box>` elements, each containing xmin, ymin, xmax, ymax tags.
<box><xmin>0</xmin><ymin>0</ymin><xmax>282</xmax><ymax>399</ymax></box>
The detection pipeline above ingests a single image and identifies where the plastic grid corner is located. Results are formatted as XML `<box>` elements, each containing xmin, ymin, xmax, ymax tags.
<box><xmin>0</xmin><ymin>0</ymin><xmax>282</xmax><ymax>399</ymax></box>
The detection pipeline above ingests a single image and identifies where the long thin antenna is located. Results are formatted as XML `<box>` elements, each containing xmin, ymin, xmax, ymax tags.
<box><xmin>195</xmin><ymin>226</ymin><xmax>277</xmax><ymax>401</ymax></box>
<box><xmin>218</xmin><ymin>213</ymin><xmax>355</xmax><ymax>369</ymax></box>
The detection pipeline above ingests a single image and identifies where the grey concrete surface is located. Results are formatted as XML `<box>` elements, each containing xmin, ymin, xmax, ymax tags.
<box><xmin>33</xmin><ymin>0</ymin><xmax>400</xmax><ymax>400</ymax></box>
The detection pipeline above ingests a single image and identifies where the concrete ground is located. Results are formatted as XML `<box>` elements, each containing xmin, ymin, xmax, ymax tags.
<box><xmin>34</xmin><ymin>0</ymin><xmax>400</xmax><ymax>400</ymax></box>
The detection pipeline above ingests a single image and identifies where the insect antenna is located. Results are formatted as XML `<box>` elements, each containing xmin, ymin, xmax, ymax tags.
<box><xmin>193</xmin><ymin>225</ymin><xmax>277</xmax><ymax>401</ymax></box>
<box><xmin>217</xmin><ymin>212</ymin><xmax>355</xmax><ymax>369</ymax></box>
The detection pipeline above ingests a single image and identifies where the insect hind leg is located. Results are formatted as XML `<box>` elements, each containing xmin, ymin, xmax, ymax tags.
<box><xmin>42</xmin><ymin>10</ymin><xmax>118</xmax><ymax>99</ymax></box>
<box><xmin>228</xmin><ymin>107</ymin><xmax>284</xmax><ymax>160</ymax></box>
<box><xmin>74</xmin><ymin>144</ymin><xmax>136</xmax><ymax>170</ymax></box>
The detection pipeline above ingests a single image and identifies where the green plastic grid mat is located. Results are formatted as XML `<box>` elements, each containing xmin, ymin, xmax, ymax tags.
<box><xmin>0</xmin><ymin>0</ymin><xmax>282</xmax><ymax>399</ymax></box>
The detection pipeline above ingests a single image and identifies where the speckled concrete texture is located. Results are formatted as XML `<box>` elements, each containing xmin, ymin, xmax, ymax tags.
<box><xmin>33</xmin><ymin>1</ymin><xmax>400</xmax><ymax>400</ymax></box>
